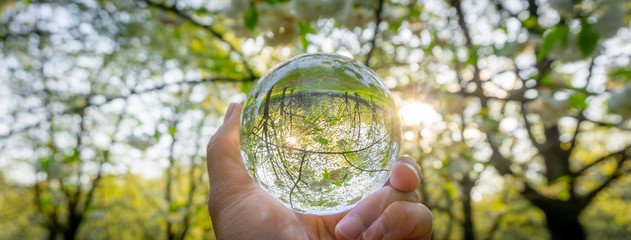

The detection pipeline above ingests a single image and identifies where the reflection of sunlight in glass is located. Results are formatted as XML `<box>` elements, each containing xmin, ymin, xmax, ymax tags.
<box><xmin>398</xmin><ymin>101</ymin><xmax>442</xmax><ymax>126</ymax></box>
<box><xmin>286</xmin><ymin>136</ymin><xmax>297</xmax><ymax>145</ymax></box>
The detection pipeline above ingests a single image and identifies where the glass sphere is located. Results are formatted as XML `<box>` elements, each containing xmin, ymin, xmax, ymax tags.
<box><xmin>240</xmin><ymin>53</ymin><xmax>401</xmax><ymax>215</ymax></box>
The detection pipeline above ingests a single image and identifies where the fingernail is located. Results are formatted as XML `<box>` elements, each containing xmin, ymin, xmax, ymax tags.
<box><xmin>337</xmin><ymin>216</ymin><xmax>363</xmax><ymax>240</ymax></box>
<box><xmin>402</xmin><ymin>161</ymin><xmax>420</xmax><ymax>181</ymax></box>
<box><xmin>223</xmin><ymin>103</ymin><xmax>237</xmax><ymax>122</ymax></box>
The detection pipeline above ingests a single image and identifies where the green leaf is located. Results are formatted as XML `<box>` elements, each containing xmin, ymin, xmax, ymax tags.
<box><xmin>322</xmin><ymin>168</ymin><xmax>329</xmax><ymax>181</ymax></box>
<box><xmin>241</xmin><ymin>80</ymin><xmax>254</xmax><ymax>93</ymax></box>
<box><xmin>557</xmin><ymin>190</ymin><xmax>570</xmax><ymax>201</ymax></box>
<box><xmin>444</xmin><ymin>182</ymin><xmax>458</xmax><ymax>198</ymax></box>
<box><xmin>522</xmin><ymin>16</ymin><xmax>538</xmax><ymax>29</ymax></box>
<box><xmin>315</xmin><ymin>136</ymin><xmax>329</xmax><ymax>145</ymax></box>
<box><xmin>37</xmin><ymin>157</ymin><xmax>51</xmax><ymax>172</ymax></box>
<box><xmin>39</xmin><ymin>194</ymin><xmax>53</xmax><ymax>208</ymax></box>
<box><xmin>467</xmin><ymin>46</ymin><xmax>479</xmax><ymax>65</ymax></box>
<box><xmin>609</xmin><ymin>67</ymin><xmax>631</xmax><ymax>82</ymax></box>
<box><xmin>153</xmin><ymin>130</ymin><xmax>162</xmax><ymax>142</ymax></box>
<box><xmin>540</xmin><ymin>74</ymin><xmax>553</xmax><ymax>86</ymax></box>
<box><xmin>577</xmin><ymin>20</ymin><xmax>599</xmax><ymax>57</ymax></box>
<box><xmin>64</xmin><ymin>148</ymin><xmax>80</xmax><ymax>163</ymax></box>
<box><xmin>244</xmin><ymin>6</ymin><xmax>258</xmax><ymax>30</ymax></box>
<box><xmin>168</xmin><ymin>126</ymin><xmax>177</xmax><ymax>136</ymax></box>
<box><xmin>389</xmin><ymin>20</ymin><xmax>403</xmax><ymax>31</ymax></box>
<box><xmin>479</xmin><ymin>107</ymin><xmax>489</xmax><ymax>117</ymax></box>
<box><xmin>173</xmin><ymin>28</ymin><xmax>182</xmax><ymax>41</ymax></box>
<box><xmin>298</xmin><ymin>21</ymin><xmax>315</xmax><ymax>51</ymax></box>
<box><xmin>538</xmin><ymin>25</ymin><xmax>569</xmax><ymax>61</ymax></box>
<box><xmin>569</xmin><ymin>92</ymin><xmax>588</xmax><ymax>111</ymax></box>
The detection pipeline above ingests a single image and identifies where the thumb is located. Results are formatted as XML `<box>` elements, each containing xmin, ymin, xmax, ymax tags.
<box><xmin>206</xmin><ymin>103</ymin><xmax>253</xmax><ymax>191</ymax></box>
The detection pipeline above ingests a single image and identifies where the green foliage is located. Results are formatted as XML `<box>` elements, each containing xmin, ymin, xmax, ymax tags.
<box><xmin>241</xmin><ymin>80</ymin><xmax>255</xmax><ymax>93</ymax></box>
<box><xmin>569</xmin><ymin>91</ymin><xmax>589</xmax><ymax>111</ymax></box>
<box><xmin>610</xmin><ymin>67</ymin><xmax>631</xmax><ymax>83</ymax></box>
<box><xmin>244</xmin><ymin>5</ymin><xmax>258</xmax><ymax>30</ymax></box>
<box><xmin>264</xmin><ymin>0</ymin><xmax>288</xmax><ymax>4</ymax></box>
<box><xmin>538</xmin><ymin>25</ymin><xmax>569</xmax><ymax>61</ymax></box>
<box><xmin>577</xmin><ymin>20</ymin><xmax>599</xmax><ymax>57</ymax></box>
<box><xmin>540</xmin><ymin>73</ymin><xmax>554</xmax><ymax>86</ymax></box>
<box><xmin>298</xmin><ymin>20</ymin><xmax>315</xmax><ymax>50</ymax></box>
<box><xmin>168</xmin><ymin>126</ymin><xmax>177</xmax><ymax>136</ymax></box>
<box><xmin>467</xmin><ymin>45</ymin><xmax>480</xmax><ymax>66</ymax></box>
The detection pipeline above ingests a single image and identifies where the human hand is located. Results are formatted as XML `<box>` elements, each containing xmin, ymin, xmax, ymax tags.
<box><xmin>206</xmin><ymin>103</ymin><xmax>432</xmax><ymax>239</ymax></box>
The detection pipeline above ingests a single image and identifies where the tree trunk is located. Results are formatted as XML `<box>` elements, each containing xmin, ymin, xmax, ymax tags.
<box><xmin>462</xmin><ymin>192</ymin><xmax>475</xmax><ymax>240</ymax></box>
<box><xmin>462</xmin><ymin>176</ymin><xmax>475</xmax><ymax>240</ymax></box>
<box><xmin>64</xmin><ymin>214</ymin><xmax>83</xmax><ymax>240</ymax></box>
<box><xmin>520</xmin><ymin>178</ymin><xmax>587</xmax><ymax>240</ymax></box>
<box><xmin>47</xmin><ymin>227</ymin><xmax>58</xmax><ymax>240</ymax></box>
<box><xmin>542</xmin><ymin>205</ymin><xmax>585</xmax><ymax>240</ymax></box>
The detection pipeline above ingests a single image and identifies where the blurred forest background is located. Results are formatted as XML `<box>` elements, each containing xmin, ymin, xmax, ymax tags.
<box><xmin>1</xmin><ymin>0</ymin><xmax>630</xmax><ymax>239</ymax></box>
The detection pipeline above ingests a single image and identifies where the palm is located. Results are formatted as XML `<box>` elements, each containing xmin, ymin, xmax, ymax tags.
<box><xmin>224</xmin><ymin>181</ymin><xmax>345</xmax><ymax>239</ymax></box>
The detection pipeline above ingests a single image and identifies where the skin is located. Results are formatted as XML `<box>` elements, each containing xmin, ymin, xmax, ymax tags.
<box><xmin>206</xmin><ymin>103</ymin><xmax>433</xmax><ymax>240</ymax></box>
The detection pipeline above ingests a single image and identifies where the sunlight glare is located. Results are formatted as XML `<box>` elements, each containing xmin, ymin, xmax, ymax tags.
<box><xmin>399</xmin><ymin>101</ymin><xmax>442</xmax><ymax>126</ymax></box>
<box><xmin>286</xmin><ymin>136</ymin><xmax>297</xmax><ymax>144</ymax></box>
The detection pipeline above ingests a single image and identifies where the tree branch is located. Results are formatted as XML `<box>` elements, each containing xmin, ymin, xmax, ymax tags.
<box><xmin>457</xmin><ymin>87</ymin><xmax>529</xmax><ymax>102</ymax></box>
<box><xmin>143</xmin><ymin>0</ymin><xmax>255</xmax><ymax>78</ymax></box>
<box><xmin>450</xmin><ymin>0</ymin><xmax>473</xmax><ymax>47</ymax></box>
<box><xmin>179</xmin><ymin>117</ymin><xmax>207</xmax><ymax>240</ymax></box>
<box><xmin>492</xmin><ymin>0</ymin><xmax>544</xmax><ymax>35</ymax></box>
<box><xmin>165</xmin><ymin>112</ymin><xmax>180</xmax><ymax>240</ymax></box>
<box><xmin>579</xmin><ymin>148</ymin><xmax>629</xmax><ymax>209</ymax></box>
<box><xmin>481</xmin><ymin>110</ymin><xmax>552</xmax><ymax>207</ymax></box>
<box><xmin>567</xmin><ymin>57</ymin><xmax>596</xmax><ymax>156</ymax></box>
<box><xmin>81</xmin><ymin>101</ymin><xmax>129</xmax><ymax>223</ymax></box>
<box><xmin>583</xmin><ymin>117</ymin><xmax>631</xmax><ymax>131</ymax></box>
<box><xmin>520</xmin><ymin>102</ymin><xmax>544</xmax><ymax>150</ymax></box>
<box><xmin>364</xmin><ymin>0</ymin><xmax>385</xmax><ymax>67</ymax></box>
<box><xmin>526</xmin><ymin>0</ymin><xmax>539</xmax><ymax>19</ymax></box>
<box><xmin>0</xmin><ymin>76</ymin><xmax>253</xmax><ymax>141</ymax></box>
<box><xmin>574</xmin><ymin>144</ymin><xmax>631</xmax><ymax>176</ymax></box>
<box><xmin>102</xmin><ymin>76</ymin><xmax>256</xmax><ymax>105</ymax></box>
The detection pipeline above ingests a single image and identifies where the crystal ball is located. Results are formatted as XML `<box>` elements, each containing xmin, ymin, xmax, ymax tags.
<box><xmin>240</xmin><ymin>53</ymin><xmax>401</xmax><ymax>215</ymax></box>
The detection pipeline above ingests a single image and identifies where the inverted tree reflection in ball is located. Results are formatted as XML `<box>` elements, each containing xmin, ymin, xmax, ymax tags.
<box><xmin>241</xmin><ymin>54</ymin><xmax>401</xmax><ymax>215</ymax></box>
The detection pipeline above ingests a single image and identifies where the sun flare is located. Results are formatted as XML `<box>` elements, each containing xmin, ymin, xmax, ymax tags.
<box><xmin>398</xmin><ymin>101</ymin><xmax>442</xmax><ymax>126</ymax></box>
